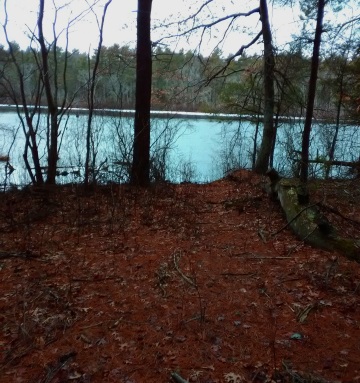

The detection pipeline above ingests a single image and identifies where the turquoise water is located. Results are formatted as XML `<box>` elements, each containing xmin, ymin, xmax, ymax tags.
<box><xmin>0</xmin><ymin>110</ymin><xmax>359</xmax><ymax>186</ymax></box>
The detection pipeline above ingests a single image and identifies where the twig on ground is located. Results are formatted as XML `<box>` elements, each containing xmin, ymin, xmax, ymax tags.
<box><xmin>318</xmin><ymin>201</ymin><xmax>360</xmax><ymax>226</ymax></box>
<box><xmin>38</xmin><ymin>351</ymin><xmax>77</xmax><ymax>383</ymax></box>
<box><xmin>79</xmin><ymin>317</ymin><xmax>146</xmax><ymax>330</ymax></box>
<box><xmin>271</xmin><ymin>202</ymin><xmax>318</xmax><ymax>237</ymax></box>
<box><xmin>0</xmin><ymin>251</ymin><xmax>38</xmax><ymax>260</ymax></box>
<box><xmin>0</xmin><ymin>344</ymin><xmax>35</xmax><ymax>373</ymax></box>
<box><xmin>71</xmin><ymin>276</ymin><xmax>123</xmax><ymax>282</ymax></box>
<box><xmin>171</xmin><ymin>371</ymin><xmax>190</xmax><ymax>383</ymax></box>
<box><xmin>220</xmin><ymin>272</ymin><xmax>257</xmax><ymax>277</ymax></box>
<box><xmin>233</xmin><ymin>253</ymin><xmax>292</xmax><ymax>260</ymax></box>
<box><xmin>173</xmin><ymin>250</ymin><xmax>197</xmax><ymax>288</ymax></box>
<box><xmin>183</xmin><ymin>315</ymin><xmax>202</xmax><ymax>324</ymax></box>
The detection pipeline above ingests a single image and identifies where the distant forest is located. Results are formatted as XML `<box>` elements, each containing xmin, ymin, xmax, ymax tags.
<box><xmin>1</xmin><ymin>43</ymin><xmax>359</xmax><ymax>122</ymax></box>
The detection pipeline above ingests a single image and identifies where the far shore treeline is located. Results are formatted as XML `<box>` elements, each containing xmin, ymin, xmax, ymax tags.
<box><xmin>0</xmin><ymin>43</ymin><xmax>359</xmax><ymax>122</ymax></box>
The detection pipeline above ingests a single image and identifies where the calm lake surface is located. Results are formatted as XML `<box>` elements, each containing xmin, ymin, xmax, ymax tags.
<box><xmin>0</xmin><ymin>109</ymin><xmax>359</xmax><ymax>186</ymax></box>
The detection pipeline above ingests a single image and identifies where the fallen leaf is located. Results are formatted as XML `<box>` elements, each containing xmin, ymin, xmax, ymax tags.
<box><xmin>68</xmin><ymin>371</ymin><xmax>82</xmax><ymax>380</ymax></box>
<box><xmin>224</xmin><ymin>372</ymin><xmax>243</xmax><ymax>382</ymax></box>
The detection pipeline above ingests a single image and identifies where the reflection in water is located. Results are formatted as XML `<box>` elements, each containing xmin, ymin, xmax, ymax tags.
<box><xmin>0</xmin><ymin>110</ymin><xmax>359</xmax><ymax>188</ymax></box>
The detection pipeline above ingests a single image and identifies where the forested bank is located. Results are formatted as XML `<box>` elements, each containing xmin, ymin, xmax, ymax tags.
<box><xmin>1</xmin><ymin>43</ymin><xmax>359</xmax><ymax>121</ymax></box>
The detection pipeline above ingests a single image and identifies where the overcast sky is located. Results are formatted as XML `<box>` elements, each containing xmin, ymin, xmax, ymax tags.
<box><xmin>0</xmin><ymin>0</ymin><xmax>357</xmax><ymax>57</ymax></box>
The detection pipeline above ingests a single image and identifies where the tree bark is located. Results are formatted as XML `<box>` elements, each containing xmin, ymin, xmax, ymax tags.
<box><xmin>300</xmin><ymin>0</ymin><xmax>325</xmax><ymax>183</ymax></box>
<box><xmin>254</xmin><ymin>0</ymin><xmax>276</xmax><ymax>174</ymax></box>
<box><xmin>267</xmin><ymin>169</ymin><xmax>360</xmax><ymax>263</ymax></box>
<box><xmin>130</xmin><ymin>0</ymin><xmax>153</xmax><ymax>186</ymax></box>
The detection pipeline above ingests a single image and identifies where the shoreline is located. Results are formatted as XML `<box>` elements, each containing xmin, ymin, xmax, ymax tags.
<box><xmin>0</xmin><ymin>104</ymin><xmax>301</xmax><ymax>122</ymax></box>
<box><xmin>0</xmin><ymin>104</ymin><xmax>358</xmax><ymax>125</ymax></box>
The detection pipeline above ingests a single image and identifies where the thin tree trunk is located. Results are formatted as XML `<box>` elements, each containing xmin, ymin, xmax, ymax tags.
<box><xmin>325</xmin><ymin>95</ymin><xmax>341</xmax><ymax>179</ymax></box>
<box><xmin>326</xmin><ymin>59</ymin><xmax>346</xmax><ymax>178</ymax></box>
<box><xmin>84</xmin><ymin>0</ymin><xmax>112</xmax><ymax>186</ymax></box>
<box><xmin>130</xmin><ymin>0</ymin><xmax>153</xmax><ymax>186</ymax></box>
<box><xmin>300</xmin><ymin>0</ymin><xmax>325</xmax><ymax>183</ymax></box>
<box><xmin>3</xmin><ymin>1</ymin><xmax>44</xmax><ymax>184</ymax></box>
<box><xmin>24</xmin><ymin>109</ymin><xmax>44</xmax><ymax>184</ymax></box>
<box><xmin>37</xmin><ymin>0</ymin><xmax>58</xmax><ymax>184</ymax></box>
<box><xmin>254</xmin><ymin>0</ymin><xmax>276</xmax><ymax>174</ymax></box>
<box><xmin>252</xmin><ymin>112</ymin><xmax>261</xmax><ymax>169</ymax></box>
<box><xmin>47</xmin><ymin>114</ymin><xmax>58</xmax><ymax>184</ymax></box>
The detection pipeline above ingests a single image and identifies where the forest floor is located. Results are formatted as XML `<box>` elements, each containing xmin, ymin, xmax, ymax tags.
<box><xmin>0</xmin><ymin>169</ymin><xmax>360</xmax><ymax>383</ymax></box>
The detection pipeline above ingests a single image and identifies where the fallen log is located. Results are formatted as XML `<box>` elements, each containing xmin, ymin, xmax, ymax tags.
<box><xmin>267</xmin><ymin>169</ymin><xmax>360</xmax><ymax>263</ymax></box>
<box><xmin>306</xmin><ymin>159</ymin><xmax>359</xmax><ymax>168</ymax></box>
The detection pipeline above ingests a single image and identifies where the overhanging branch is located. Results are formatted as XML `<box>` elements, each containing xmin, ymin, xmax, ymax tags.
<box><xmin>155</xmin><ymin>7</ymin><xmax>260</xmax><ymax>45</ymax></box>
<box><xmin>205</xmin><ymin>30</ymin><xmax>262</xmax><ymax>85</ymax></box>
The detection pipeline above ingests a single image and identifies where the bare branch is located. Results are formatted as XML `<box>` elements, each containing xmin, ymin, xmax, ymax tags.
<box><xmin>205</xmin><ymin>30</ymin><xmax>262</xmax><ymax>85</ymax></box>
<box><xmin>84</xmin><ymin>0</ymin><xmax>113</xmax><ymax>185</ymax></box>
<box><xmin>155</xmin><ymin>8</ymin><xmax>260</xmax><ymax>45</ymax></box>
<box><xmin>334</xmin><ymin>14</ymin><xmax>360</xmax><ymax>36</ymax></box>
<box><xmin>185</xmin><ymin>0</ymin><xmax>215</xmax><ymax>24</ymax></box>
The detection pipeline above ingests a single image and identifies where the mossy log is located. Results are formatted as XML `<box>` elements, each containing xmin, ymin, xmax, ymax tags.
<box><xmin>267</xmin><ymin>169</ymin><xmax>360</xmax><ymax>263</ymax></box>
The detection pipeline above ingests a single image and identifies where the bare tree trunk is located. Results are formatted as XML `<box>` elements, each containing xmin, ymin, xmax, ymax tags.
<box><xmin>326</xmin><ymin>56</ymin><xmax>347</xmax><ymax>178</ymax></box>
<box><xmin>325</xmin><ymin>93</ymin><xmax>342</xmax><ymax>179</ymax></box>
<box><xmin>252</xmin><ymin>115</ymin><xmax>260</xmax><ymax>169</ymax></box>
<box><xmin>37</xmin><ymin>0</ymin><xmax>59</xmax><ymax>185</ymax></box>
<box><xmin>254</xmin><ymin>0</ymin><xmax>276</xmax><ymax>174</ymax></box>
<box><xmin>84</xmin><ymin>0</ymin><xmax>112</xmax><ymax>186</ymax></box>
<box><xmin>130</xmin><ymin>0</ymin><xmax>153</xmax><ymax>186</ymax></box>
<box><xmin>3</xmin><ymin>0</ymin><xmax>97</xmax><ymax>186</ymax></box>
<box><xmin>2</xmin><ymin>1</ymin><xmax>44</xmax><ymax>184</ymax></box>
<box><xmin>300</xmin><ymin>0</ymin><xmax>325</xmax><ymax>183</ymax></box>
